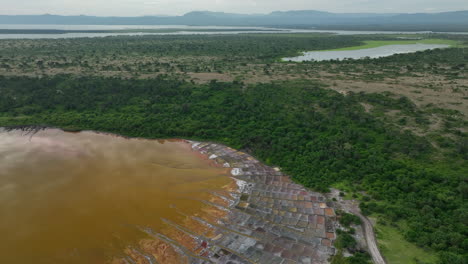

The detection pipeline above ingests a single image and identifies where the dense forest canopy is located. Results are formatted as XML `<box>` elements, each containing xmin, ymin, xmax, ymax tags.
<box><xmin>0</xmin><ymin>75</ymin><xmax>466</xmax><ymax>263</ymax></box>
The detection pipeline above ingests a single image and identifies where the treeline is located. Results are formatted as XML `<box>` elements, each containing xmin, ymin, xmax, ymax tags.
<box><xmin>313</xmin><ymin>45</ymin><xmax>468</xmax><ymax>79</ymax></box>
<box><xmin>0</xmin><ymin>33</ymin><xmax>364</xmax><ymax>61</ymax></box>
<box><xmin>5</xmin><ymin>33</ymin><xmax>462</xmax><ymax>63</ymax></box>
<box><xmin>349</xmin><ymin>91</ymin><xmax>467</xmax><ymax>158</ymax></box>
<box><xmin>1</xmin><ymin>34</ymin><xmax>466</xmax><ymax>81</ymax></box>
<box><xmin>0</xmin><ymin>76</ymin><xmax>466</xmax><ymax>263</ymax></box>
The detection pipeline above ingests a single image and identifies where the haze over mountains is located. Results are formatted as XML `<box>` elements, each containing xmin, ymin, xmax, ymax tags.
<box><xmin>1</xmin><ymin>10</ymin><xmax>468</xmax><ymax>31</ymax></box>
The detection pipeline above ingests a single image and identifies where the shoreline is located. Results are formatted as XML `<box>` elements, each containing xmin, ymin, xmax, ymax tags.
<box><xmin>2</xmin><ymin>127</ymin><xmax>338</xmax><ymax>263</ymax></box>
<box><xmin>184</xmin><ymin>141</ymin><xmax>337</xmax><ymax>263</ymax></box>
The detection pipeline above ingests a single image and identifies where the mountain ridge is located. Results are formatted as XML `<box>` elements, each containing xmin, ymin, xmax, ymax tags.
<box><xmin>0</xmin><ymin>10</ymin><xmax>467</xmax><ymax>30</ymax></box>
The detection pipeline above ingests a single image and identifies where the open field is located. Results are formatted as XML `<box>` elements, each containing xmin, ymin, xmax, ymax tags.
<box><xmin>373</xmin><ymin>219</ymin><xmax>438</xmax><ymax>264</ymax></box>
<box><xmin>321</xmin><ymin>39</ymin><xmax>462</xmax><ymax>51</ymax></box>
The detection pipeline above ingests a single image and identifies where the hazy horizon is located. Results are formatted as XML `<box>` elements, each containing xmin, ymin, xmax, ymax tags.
<box><xmin>1</xmin><ymin>0</ymin><xmax>467</xmax><ymax>17</ymax></box>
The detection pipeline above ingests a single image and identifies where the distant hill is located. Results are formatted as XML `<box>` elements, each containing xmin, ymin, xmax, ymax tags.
<box><xmin>0</xmin><ymin>10</ymin><xmax>467</xmax><ymax>31</ymax></box>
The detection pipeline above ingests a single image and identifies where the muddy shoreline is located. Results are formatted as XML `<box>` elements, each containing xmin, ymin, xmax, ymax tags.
<box><xmin>2</xmin><ymin>126</ymin><xmax>338</xmax><ymax>263</ymax></box>
<box><xmin>182</xmin><ymin>141</ymin><xmax>337</xmax><ymax>264</ymax></box>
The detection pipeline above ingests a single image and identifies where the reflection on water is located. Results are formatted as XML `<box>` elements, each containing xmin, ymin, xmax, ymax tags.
<box><xmin>0</xmin><ymin>25</ymin><xmax>275</xmax><ymax>30</ymax></box>
<box><xmin>0</xmin><ymin>31</ymin><xmax>288</xmax><ymax>39</ymax></box>
<box><xmin>0</xmin><ymin>129</ymin><xmax>232</xmax><ymax>263</ymax></box>
<box><xmin>283</xmin><ymin>43</ymin><xmax>451</xmax><ymax>62</ymax></box>
<box><xmin>1</xmin><ymin>24</ymin><xmax>467</xmax><ymax>39</ymax></box>
<box><xmin>0</xmin><ymin>25</ymin><xmax>292</xmax><ymax>39</ymax></box>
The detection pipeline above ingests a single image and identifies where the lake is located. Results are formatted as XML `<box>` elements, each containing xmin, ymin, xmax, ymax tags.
<box><xmin>0</xmin><ymin>24</ymin><xmax>466</xmax><ymax>39</ymax></box>
<box><xmin>0</xmin><ymin>129</ymin><xmax>233</xmax><ymax>263</ymax></box>
<box><xmin>282</xmin><ymin>43</ymin><xmax>451</xmax><ymax>62</ymax></box>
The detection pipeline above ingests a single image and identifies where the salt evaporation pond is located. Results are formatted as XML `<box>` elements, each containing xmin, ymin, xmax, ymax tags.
<box><xmin>282</xmin><ymin>43</ymin><xmax>450</xmax><ymax>62</ymax></box>
<box><xmin>0</xmin><ymin>129</ymin><xmax>234</xmax><ymax>264</ymax></box>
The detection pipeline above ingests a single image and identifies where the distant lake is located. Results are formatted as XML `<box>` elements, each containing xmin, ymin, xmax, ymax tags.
<box><xmin>0</xmin><ymin>24</ymin><xmax>467</xmax><ymax>39</ymax></box>
<box><xmin>282</xmin><ymin>43</ymin><xmax>451</xmax><ymax>62</ymax></box>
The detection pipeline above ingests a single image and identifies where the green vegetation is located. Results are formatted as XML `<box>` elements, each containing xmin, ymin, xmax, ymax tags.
<box><xmin>331</xmin><ymin>251</ymin><xmax>372</xmax><ymax>264</ymax></box>
<box><xmin>335</xmin><ymin>230</ymin><xmax>358</xmax><ymax>250</ymax></box>
<box><xmin>0</xmin><ymin>75</ymin><xmax>466</xmax><ymax>263</ymax></box>
<box><xmin>349</xmin><ymin>92</ymin><xmax>467</xmax><ymax>158</ymax></box>
<box><xmin>314</xmin><ymin>44</ymin><xmax>468</xmax><ymax>81</ymax></box>
<box><xmin>0</xmin><ymin>33</ymin><xmax>361</xmax><ymax>64</ymax></box>
<box><xmin>1</xmin><ymin>33</ymin><xmax>466</xmax><ymax>78</ymax></box>
<box><xmin>322</xmin><ymin>39</ymin><xmax>460</xmax><ymax>51</ymax></box>
<box><xmin>338</xmin><ymin>211</ymin><xmax>362</xmax><ymax>228</ymax></box>
<box><xmin>0</xmin><ymin>32</ymin><xmax>467</xmax><ymax>263</ymax></box>
<box><xmin>332</xmin><ymin>229</ymin><xmax>371</xmax><ymax>264</ymax></box>
<box><xmin>375</xmin><ymin>219</ymin><xmax>438</xmax><ymax>264</ymax></box>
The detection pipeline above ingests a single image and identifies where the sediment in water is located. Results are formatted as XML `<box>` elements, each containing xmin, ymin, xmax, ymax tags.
<box><xmin>0</xmin><ymin>128</ymin><xmax>337</xmax><ymax>264</ymax></box>
<box><xmin>118</xmin><ymin>141</ymin><xmax>337</xmax><ymax>264</ymax></box>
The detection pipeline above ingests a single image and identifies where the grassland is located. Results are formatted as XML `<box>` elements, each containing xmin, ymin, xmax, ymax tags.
<box><xmin>321</xmin><ymin>39</ymin><xmax>461</xmax><ymax>51</ymax></box>
<box><xmin>373</xmin><ymin>219</ymin><xmax>438</xmax><ymax>264</ymax></box>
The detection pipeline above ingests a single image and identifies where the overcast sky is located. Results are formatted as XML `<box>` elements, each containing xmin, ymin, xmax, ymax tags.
<box><xmin>1</xmin><ymin>0</ymin><xmax>467</xmax><ymax>16</ymax></box>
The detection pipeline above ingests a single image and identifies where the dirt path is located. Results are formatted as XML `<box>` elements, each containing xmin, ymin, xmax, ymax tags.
<box><xmin>351</xmin><ymin>210</ymin><xmax>386</xmax><ymax>264</ymax></box>
<box><xmin>328</xmin><ymin>189</ymin><xmax>386</xmax><ymax>264</ymax></box>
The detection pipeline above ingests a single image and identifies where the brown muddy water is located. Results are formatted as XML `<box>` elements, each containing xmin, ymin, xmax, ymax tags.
<box><xmin>0</xmin><ymin>129</ymin><xmax>233</xmax><ymax>264</ymax></box>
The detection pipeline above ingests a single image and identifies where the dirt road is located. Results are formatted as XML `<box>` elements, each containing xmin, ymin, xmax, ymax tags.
<box><xmin>328</xmin><ymin>189</ymin><xmax>386</xmax><ymax>264</ymax></box>
<box><xmin>352</xmin><ymin>210</ymin><xmax>386</xmax><ymax>264</ymax></box>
